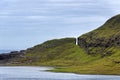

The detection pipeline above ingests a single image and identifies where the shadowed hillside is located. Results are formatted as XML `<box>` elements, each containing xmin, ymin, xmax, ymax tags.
<box><xmin>78</xmin><ymin>14</ymin><xmax>120</xmax><ymax>59</ymax></box>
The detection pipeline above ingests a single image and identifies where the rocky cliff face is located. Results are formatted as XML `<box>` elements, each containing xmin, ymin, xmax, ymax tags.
<box><xmin>78</xmin><ymin>14</ymin><xmax>120</xmax><ymax>57</ymax></box>
<box><xmin>0</xmin><ymin>50</ymin><xmax>25</xmax><ymax>64</ymax></box>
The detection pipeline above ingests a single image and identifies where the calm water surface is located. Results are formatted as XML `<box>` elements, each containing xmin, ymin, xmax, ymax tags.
<box><xmin>0</xmin><ymin>66</ymin><xmax>120</xmax><ymax>80</ymax></box>
<box><xmin>0</xmin><ymin>50</ymin><xmax>12</xmax><ymax>54</ymax></box>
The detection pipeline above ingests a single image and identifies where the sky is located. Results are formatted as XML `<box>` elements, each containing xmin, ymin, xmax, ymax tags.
<box><xmin>0</xmin><ymin>0</ymin><xmax>120</xmax><ymax>50</ymax></box>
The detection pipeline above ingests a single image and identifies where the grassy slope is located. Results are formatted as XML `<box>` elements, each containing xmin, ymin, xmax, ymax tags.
<box><xmin>52</xmin><ymin>48</ymin><xmax>120</xmax><ymax>75</ymax></box>
<box><xmin>81</xmin><ymin>14</ymin><xmax>120</xmax><ymax>38</ymax></box>
<box><xmin>51</xmin><ymin>47</ymin><xmax>120</xmax><ymax>75</ymax></box>
<box><xmin>49</xmin><ymin>15</ymin><xmax>120</xmax><ymax>75</ymax></box>
<box><xmin>72</xmin><ymin>14</ymin><xmax>120</xmax><ymax>74</ymax></box>
<box><xmin>15</xmin><ymin>38</ymin><xmax>100</xmax><ymax>66</ymax></box>
<box><xmin>8</xmin><ymin>38</ymin><xmax>106</xmax><ymax>74</ymax></box>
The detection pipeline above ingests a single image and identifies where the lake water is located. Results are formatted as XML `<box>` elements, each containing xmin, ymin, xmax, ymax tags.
<box><xmin>0</xmin><ymin>66</ymin><xmax>120</xmax><ymax>80</ymax></box>
<box><xmin>0</xmin><ymin>50</ymin><xmax>12</xmax><ymax>54</ymax></box>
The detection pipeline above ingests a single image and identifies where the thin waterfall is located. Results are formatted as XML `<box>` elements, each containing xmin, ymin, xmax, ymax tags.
<box><xmin>76</xmin><ymin>37</ymin><xmax>78</xmax><ymax>45</ymax></box>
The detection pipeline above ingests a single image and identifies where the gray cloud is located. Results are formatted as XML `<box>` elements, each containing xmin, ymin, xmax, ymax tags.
<box><xmin>0</xmin><ymin>0</ymin><xmax>120</xmax><ymax>49</ymax></box>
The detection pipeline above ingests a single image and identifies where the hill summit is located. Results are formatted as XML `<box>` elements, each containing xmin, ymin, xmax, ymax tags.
<box><xmin>78</xmin><ymin>14</ymin><xmax>120</xmax><ymax>57</ymax></box>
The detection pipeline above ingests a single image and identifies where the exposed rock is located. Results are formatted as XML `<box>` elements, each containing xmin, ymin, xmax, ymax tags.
<box><xmin>78</xmin><ymin>14</ymin><xmax>120</xmax><ymax>57</ymax></box>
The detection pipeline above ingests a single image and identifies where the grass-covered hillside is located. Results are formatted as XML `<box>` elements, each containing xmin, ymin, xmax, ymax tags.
<box><xmin>75</xmin><ymin>14</ymin><xmax>120</xmax><ymax>74</ymax></box>
<box><xmin>6</xmin><ymin>38</ymin><xmax>98</xmax><ymax>66</ymax></box>
<box><xmin>0</xmin><ymin>14</ymin><xmax>120</xmax><ymax>75</ymax></box>
<box><xmin>78</xmin><ymin>14</ymin><xmax>120</xmax><ymax>57</ymax></box>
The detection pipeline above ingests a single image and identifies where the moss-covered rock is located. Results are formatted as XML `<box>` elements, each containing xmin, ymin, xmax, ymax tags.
<box><xmin>78</xmin><ymin>14</ymin><xmax>120</xmax><ymax>57</ymax></box>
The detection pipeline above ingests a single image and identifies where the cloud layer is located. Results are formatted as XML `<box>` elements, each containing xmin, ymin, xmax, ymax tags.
<box><xmin>0</xmin><ymin>0</ymin><xmax>120</xmax><ymax>50</ymax></box>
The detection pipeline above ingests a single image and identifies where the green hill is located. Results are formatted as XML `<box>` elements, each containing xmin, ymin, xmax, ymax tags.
<box><xmin>6</xmin><ymin>38</ymin><xmax>98</xmax><ymax>66</ymax></box>
<box><xmin>52</xmin><ymin>14</ymin><xmax>120</xmax><ymax>75</ymax></box>
<box><xmin>78</xmin><ymin>14</ymin><xmax>120</xmax><ymax>62</ymax></box>
<box><xmin>0</xmin><ymin>14</ymin><xmax>120</xmax><ymax>75</ymax></box>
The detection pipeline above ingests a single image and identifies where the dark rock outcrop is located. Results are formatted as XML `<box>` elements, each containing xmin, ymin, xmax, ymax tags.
<box><xmin>78</xmin><ymin>14</ymin><xmax>120</xmax><ymax>57</ymax></box>
<box><xmin>0</xmin><ymin>50</ymin><xmax>26</xmax><ymax>63</ymax></box>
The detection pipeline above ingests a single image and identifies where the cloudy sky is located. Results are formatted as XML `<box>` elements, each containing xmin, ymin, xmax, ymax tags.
<box><xmin>0</xmin><ymin>0</ymin><xmax>120</xmax><ymax>50</ymax></box>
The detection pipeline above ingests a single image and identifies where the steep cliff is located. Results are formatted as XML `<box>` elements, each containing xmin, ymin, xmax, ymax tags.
<box><xmin>78</xmin><ymin>14</ymin><xmax>120</xmax><ymax>57</ymax></box>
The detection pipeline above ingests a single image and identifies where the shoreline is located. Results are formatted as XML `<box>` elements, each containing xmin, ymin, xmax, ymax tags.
<box><xmin>0</xmin><ymin>65</ymin><xmax>120</xmax><ymax>76</ymax></box>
